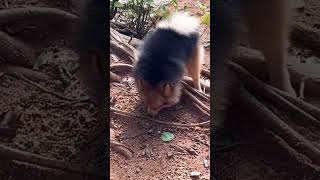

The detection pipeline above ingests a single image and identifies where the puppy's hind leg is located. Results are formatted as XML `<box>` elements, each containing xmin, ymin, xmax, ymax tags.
<box><xmin>186</xmin><ymin>44</ymin><xmax>204</xmax><ymax>91</ymax></box>
<box><xmin>245</xmin><ymin>0</ymin><xmax>296</xmax><ymax>96</ymax></box>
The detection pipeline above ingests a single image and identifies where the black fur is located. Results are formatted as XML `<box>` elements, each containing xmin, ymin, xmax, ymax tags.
<box><xmin>134</xmin><ymin>28</ymin><xmax>200</xmax><ymax>86</ymax></box>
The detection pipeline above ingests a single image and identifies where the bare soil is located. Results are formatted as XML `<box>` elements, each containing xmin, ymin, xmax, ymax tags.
<box><xmin>214</xmin><ymin>0</ymin><xmax>320</xmax><ymax>179</ymax></box>
<box><xmin>1</xmin><ymin>0</ymin><xmax>319</xmax><ymax>180</ymax></box>
<box><xmin>110</xmin><ymin>1</ymin><xmax>211</xmax><ymax>180</ymax></box>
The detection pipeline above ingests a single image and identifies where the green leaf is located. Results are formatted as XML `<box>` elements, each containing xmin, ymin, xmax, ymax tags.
<box><xmin>172</xmin><ymin>0</ymin><xmax>178</xmax><ymax>8</ymax></box>
<box><xmin>201</xmin><ymin>12</ymin><xmax>210</xmax><ymax>26</ymax></box>
<box><xmin>198</xmin><ymin>1</ymin><xmax>207</xmax><ymax>11</ymax></box>
<box><xmin>114</xmin><ymin>1</ymin><xmax>125</xmax><ymax>8</ymax></box>
<box><xmin>161</xmin><ymin>132</ymin><xmax>175</xmax><ymax>142</ymax></box>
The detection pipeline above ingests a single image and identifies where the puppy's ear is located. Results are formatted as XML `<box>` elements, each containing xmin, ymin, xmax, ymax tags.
<box><xmin>162</xmin><ymin>83</ymin><xmax>173</xmax><ymax>97</ymax></box>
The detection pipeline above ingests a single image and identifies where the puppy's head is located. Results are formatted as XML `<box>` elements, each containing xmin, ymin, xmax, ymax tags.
<box><xmin>135</xmin><ymin>78</ymin><xmax>182</xmax><ymax>115</ymax></box>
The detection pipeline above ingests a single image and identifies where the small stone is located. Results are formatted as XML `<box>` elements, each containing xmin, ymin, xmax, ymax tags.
<box><xmin>135</xmin><ymin>167</ymin><xmax>141</xmax><ymax>173</ymax></box>
<box><xmin>167</xmin><ymin>151</ymin><xmax>173</xmax><ymax>159</ymax></box>
<box><xmin>203</xmin><ymin>160</ymin><xmax>209</xmax><ymax>168</ymax></box>
<box><xmin>190</xmin><ymin>171</ymin><xmax>201</xmax><ymax>179</ymax></box>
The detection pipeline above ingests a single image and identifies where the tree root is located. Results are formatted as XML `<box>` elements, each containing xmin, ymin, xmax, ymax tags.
<box><xmin>0</xmin><ymin>7</ymin><xmax>78</xmax><ymax>26</ymax></box>
<box><xmin>230</xmin><ymin>46</ymin><xmax>320</xmax><ymax>96</ymax></box>
<box><xmin>238</xmin><ymin>87</ymin><xmax>320</xmax><ymax>167</ymax></box>
<box><xmin>228</xmin><ymin>62</ymin><xmax>320</xmax><ymax>128</ymax></box>
<box><xmin>0</xmin><ymin>144</ymin><xmax>105</xmax><ymax>177</ymax></box>
<box><xmin>0</xmin><ymin>65</ymin><xmax>50</xmax><ymax>82</ymax></box>
<box><xmin>269</xmin><ymin>85</ymin><xmax>320</xmax><ymax>121</ymax></box>
<box><xmin>183</xmin><ymin>89</ymin><xmax>210</xmax><ymax>113</ymax></box>
<box><xmin>0</xmin><ymin>30</ymin><xmax>35</xmax><ymax>68</ymax></box>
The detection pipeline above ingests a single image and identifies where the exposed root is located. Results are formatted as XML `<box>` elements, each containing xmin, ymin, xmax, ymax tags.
<box><xmin>0</xmin><ymin>144</ymin><xmax>105</xmax><ymax>177</ymax></box>
<box><xmin>238</xmin><ymin>87</ymin><xmax>320</xmax><ymax>166</ymax></box>
<box><xmin>110</xmin><ymin>107</ymin><xmax>209</xmax><ymax>127</ymax></box>
<box><xmin>0</xmin><ymin>65</ymin><xmax>50</xmax><ymax>82</ymax></box>
<box><xmin>0</xmin><ymin>30</ymin><xmax>35</xmax><ymax>67</ymax></box>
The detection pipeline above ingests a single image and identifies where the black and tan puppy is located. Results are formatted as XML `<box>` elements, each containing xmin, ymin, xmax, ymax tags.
<box><xmin>133</xmin><ymin>12</ymin><xmax>204</xmax><ymax>116</ymax></box>
<box><xmin>213</xmin><ymin>0</ymin><xmax>296</xmax><ymax>129</ymax></box>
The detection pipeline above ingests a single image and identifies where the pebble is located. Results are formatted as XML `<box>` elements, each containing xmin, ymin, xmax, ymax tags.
<box><xmin>190</xmin><ymin>171</ymin><xmax>201</xmax><ymax>179</ymax></box>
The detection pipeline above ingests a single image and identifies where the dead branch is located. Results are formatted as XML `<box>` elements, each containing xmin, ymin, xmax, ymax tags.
<box><xmin>228</xmin><ymin>62</ymin><xmax>320</xmax><ymax>127</ymax></box>
<box><xmin>0</xmin><ymin>144</ymin><xmax>104</xmax><ymax>177</ymax></box>
<box><xmin>238</xmin><ymin>87</ymin><xmax>320</xmax><ymax>166</ymax></box>
<box><xmin>0</xmin><ymin>30</ymin><xmax>35</xmax><ymax>68</ymax></box>
<box><xmin>0</xmin><ymin>65</ymin><xmax>50</xmax><ymax>82</ymax></box>
<box><xmin>110</xmin><ymin>107</ymin><xmax>209</xmax><ymax>127</ymax></box>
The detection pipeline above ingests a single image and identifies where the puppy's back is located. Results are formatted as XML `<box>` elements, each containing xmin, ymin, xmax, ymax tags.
<box><xmin>134</xmin><ymin>12</ymin><xmax>201</xmax><ymax>86</ymax></box>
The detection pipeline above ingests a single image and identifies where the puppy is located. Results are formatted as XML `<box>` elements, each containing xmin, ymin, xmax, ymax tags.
<box><xmin>213</xmin><ymin>0</ymin><xmax>296</xmax><ymax>129</ymax></box>
<box><xmin>133</xmin><ymin>12</ymin><xmax>204</xmax><ymax>116</ymax></box>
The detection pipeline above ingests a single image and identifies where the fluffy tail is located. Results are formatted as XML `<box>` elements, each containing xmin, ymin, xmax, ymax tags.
<box><xmin>157</xmin><ymin>12</ymin><xmax>200</xmax><ymax>36</ymax></box>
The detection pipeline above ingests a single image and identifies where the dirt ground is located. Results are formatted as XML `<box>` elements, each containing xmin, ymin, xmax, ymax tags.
<box><xmin>0</xmin><ymin>0</ymin><xmax>210</xmax><ymax>180</ymax></box>
<box><xmin>213</xmin><ymin>1</ymin><xmax>320</xmax><ymax>180</ymax></box>
<box><xmin>1</xmin><ymin>0</ymin><xmax>320</xmax><ymax>180</ymax></box>
<box><xmin>110</xmin><ymin>1</ymin><xmax>211</xmax><ymax>180</ymax></box>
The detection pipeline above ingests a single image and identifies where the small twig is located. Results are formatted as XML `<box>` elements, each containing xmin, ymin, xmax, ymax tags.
<box><xmin>299</xmin><ymin>75</ymin><xmax>308</xmax><ymax>99</ymax></box>
<box><xmin>12</xmin><ymin>73</ymin><xmax>89</xmax><ymax>102</ymax></box>
<box><xmin>200</xmin><ymin>26</ymin><xmax>208</xmax><ymax>38</ymax></box>
<box><xmin>184</xmin><ymin>89</ymin><xmax>210</xmax><ymax>113</ymax></box>
<box><xmin>110</xmin><ymin>107</ymin><xmax>210</xmax><ymax>127</ymax></box>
